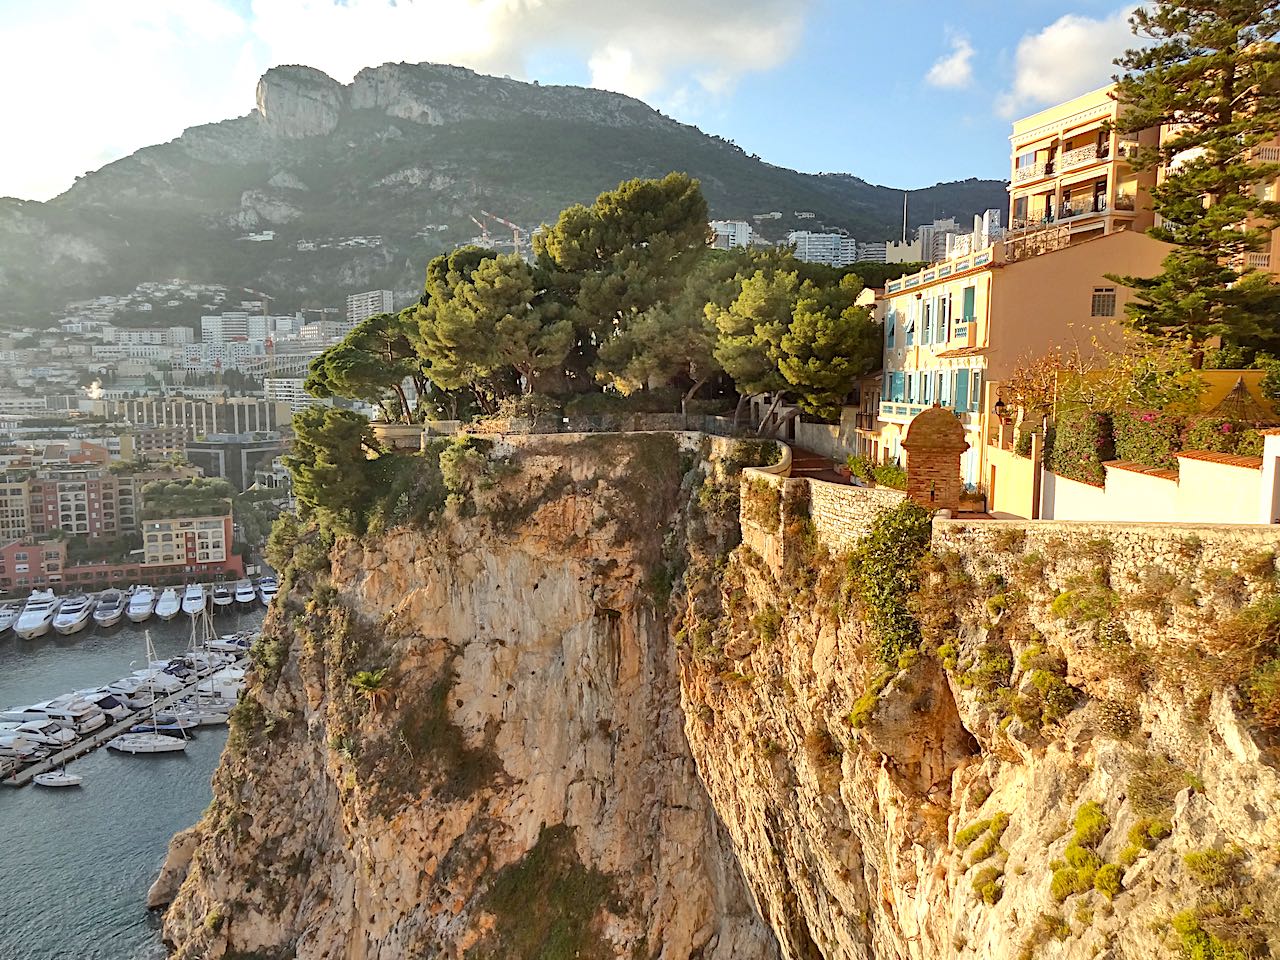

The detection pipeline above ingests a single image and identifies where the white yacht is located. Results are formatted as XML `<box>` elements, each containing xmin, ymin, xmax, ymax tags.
<box><xmin>257</xmin><ymin>577</ymin><xmax>279</xmax><ymax>608</ymax></box>
<box><xmin>181</xmin><ymin>584</ymin><xmax>207</xmax><ymax>618</ymax></box>
<box><xmin>34</xmin><ymin>769</ymin><xmax>83</xmax><ymax>788</ymax></box>
<box><xmin>74</xmin><ymin>690</ymin><xmax>134</xmax><ymax>722</ymax></box>
<box><xmin>0</xmin><ymin>734</ymin><xmax>49</xmax><ymax>762</ymax></box>
<box><xmin>107</xmin><ymin>732</ymin><xmax>186</xmax><ymax>754</ymax></box>
<box><xmin>233</xmin><ymin>580</ymin><xmax>257</xmax><ymax>606</ymax></box>
<box><xmin>36</xmin><ymin>697</ymin><xmax>106</xmax><ymax>735</ymax></box>
<box><xmin>12</xmin><ymin>720</ymin><xmax>76</xmax><ymax>747</ymax></box>
<box><xmin>126</xmin><ymin>586</ymin><xmax>156</xmax><ymax>624</ymax></box>
<box><xmin>211</xmin><ymin>584</ymin><xmax>234</xmax><ymax>611</ymax></box>
<box><xmin>0</xmin><ymin>601</ymin><xmax>20</xmax><ymax>635</ymax></box>
<box><xmin>93</xmin><ymin>589</ymin><xmax>127</xmax><ymax>628</ymax></box>
<box><xmin>52</xmin><ymin>594</ymin><xmax>96</xmax><ymax>635</ymax></box>
<box><xmin>154</xmin><ymin>588</ymin><xmax>181</xmax><ymax>621</ymax></box>
<box><xmin>15</xmin><ymin>590</ymin><xmax>61</xmax><ymax>640</ymax></box>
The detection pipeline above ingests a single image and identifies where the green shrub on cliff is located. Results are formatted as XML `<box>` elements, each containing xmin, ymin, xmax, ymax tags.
<box><xmin>469</xmin><ymin>824</ymin><xmax>616</xmax><ymax>960</ymax></box>
<box><xmin>848</xmin><ymin>501</ymin><xmax>934</xmax><ymax>665</ymax></box>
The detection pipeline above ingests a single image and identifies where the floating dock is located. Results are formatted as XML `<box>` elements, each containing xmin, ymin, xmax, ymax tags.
<box><xmin>3</xmin><ymin>675</ymin><xmax>219</xmax><ymax>788</ymax></box>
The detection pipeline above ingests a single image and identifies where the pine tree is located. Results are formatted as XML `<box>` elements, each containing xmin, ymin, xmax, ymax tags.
<box><xmin>1110</xmin><ymin>1</ymin><xmax>1280</xmax><ymax>357</ymax></box>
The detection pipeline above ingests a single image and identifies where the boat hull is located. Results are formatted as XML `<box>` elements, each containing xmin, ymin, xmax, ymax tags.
<box><xmin>33</xmin><ymin>772</ymin><xmax>83</xmax><ymax>787</ymax></box>
<box><xmin>15</xmin><ymin>620</ymin><xmax>53</xmax><ymax>640</ymax></box>
<box><xmin>53</xmin><ymin>616</ymin><xmax>93</xmax><ymax>636</ymax></box>
<box><xmin>108</xmin><ymin>733</ymin><xmax>186</xmax><ymax>754</ymax></box>
<box><xmin>93</xmin><ymin>610</ymin><xmax>124</xmax><ymax>628</ymax></box>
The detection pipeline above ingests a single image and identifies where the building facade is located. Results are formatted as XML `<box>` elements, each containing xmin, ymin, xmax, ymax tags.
<box><xmin>787</xmin><ymin>231</ymin><xmax>858</xmax><ymax>268</ymax></box>
<box><xmin>709</xmin><ymin>220</ymin><xmax>754</xmax><ymax>249</ymax></box>
<box><xmin>93</xmin><ymin>397</ymin><xmax>292</xmax><ymax>438</ymax></box>
<box><xmin>142</xmin><ymin>514</ymin><xmax>232</xmax><ymax>567</ymax></box>
<box><xmin>346</xmin><ymin>289</ymin><xmax>394</xmax><ymax>325</ymax></box>
<box><xmin>867</xmin><ymin>229</ymin><xmax>1169</xmax><ymax>488</ymax></box>
<box><xmin>1008</xmin><ymin>84</ymin><xmax>1156</xmax><ymax>244</ymax></box>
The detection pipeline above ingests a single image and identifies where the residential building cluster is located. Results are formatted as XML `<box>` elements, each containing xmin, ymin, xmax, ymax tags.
<box><xmin>782</xmin><ymin>82</ymin><xmax>1280</xmax><ymax>528</ymax></box>
<box><xmin>0</xmin><ymin>441</ymin><xmax>241</xmax><ymax>592</ymax></box>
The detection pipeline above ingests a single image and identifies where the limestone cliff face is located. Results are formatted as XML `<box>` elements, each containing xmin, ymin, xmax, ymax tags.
<box><xmin>158</xmin><ymin>439</ymin><xmax>1280</xmax><ymax>960</ymax></box>
<box><xmin>158</xmin><ymin>434</ymin><xmax>776</xmax><ymax>960</ymax></box>
<box><xmin>256</xmin><ymin>66</ymin><xmax>346</xmax><ymax>139</ymax></box>
<box><xmin>677</xmin><ymin>487</ymin><xmax>1280</xmax><ymax>960</ymax></box>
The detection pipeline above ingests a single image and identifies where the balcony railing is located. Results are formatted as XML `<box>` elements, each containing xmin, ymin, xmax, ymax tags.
<box><xmin>1250</xmin><ymin>145</ymin><xmax>1280</xmax><ymax>163</ymax></box>
<box><xmin>854</xmin><ymin>412</ymin><xmax>875</xmax><ymax>430</ymax></box>
<box><xmin>1059</xmin><ymin>144</ymin><xmax>1107</xmax><ymax>170</ymax></box>
<box><xmin>1013</xmin><ymin>161</ymin><xmax>1052</xmax><ymax>184</ymax></box>
<box><xmin>1247</xmin><ymin>252</ymin><xmax>1272</xmax><ymax>269</ymax></box>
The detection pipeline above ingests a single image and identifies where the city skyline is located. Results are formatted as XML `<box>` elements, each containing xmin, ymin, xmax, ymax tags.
<box><xmin>1</xmin><ymin>0</ymin><xmax>1143</xmax><ymax>201</ymax></box>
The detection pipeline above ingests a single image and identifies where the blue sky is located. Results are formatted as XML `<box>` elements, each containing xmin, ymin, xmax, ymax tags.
<box><xmin>0</xmin><ymin>0</ymin><xmax>1141</xmax><ymax>201</ymax></box>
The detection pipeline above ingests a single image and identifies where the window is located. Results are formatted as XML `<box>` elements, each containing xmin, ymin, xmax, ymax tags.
<box><xmin>886</xmin><ymin>312</ymin><xmax>896</xmax><ymax>348</ymax></box>
<box><xmin>1091</xmin><ymin>287</ymin><xmax>1117</xmax><ymax>317</ymax></box>
<box><xmin>962</xmin><ymin>286</ymin><xmax>976</xmax><ymax>322</ymax></box>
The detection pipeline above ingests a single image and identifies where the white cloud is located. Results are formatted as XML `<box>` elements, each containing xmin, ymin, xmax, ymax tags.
<box><xmin>997</xmin><ymin>8</ymin><xmax>1135</xmax><ymax>117</ymax></box>
<box><xmin>0</xmin><ymin>0</ymin><xmax>812</xmax><ymax>200</ymax></box>
<box><xmin>925</xmin><ymin>35</ymin><xmax>975</xmax><ymax>90</ymax></box>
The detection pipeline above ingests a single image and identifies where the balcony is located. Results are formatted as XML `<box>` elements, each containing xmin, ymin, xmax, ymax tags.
<box><xmin>1059</xmin><ymin>144</ymin><xmax>1107</xmax><ymax>171</ymax></box>
<box><xmin>1013</xmin><ymin>161</ymin><xmax>1053</xmax><ymax>184</ymax></box>
<box><xmin>879</xmin><ymin>401</ymin><xmax>977</xmax><ymax>424</ymax></box>
<box><xmin>1246</xmin><ymin>252</ymin><xmax>1272</xmax><ymax>270</ymax></box>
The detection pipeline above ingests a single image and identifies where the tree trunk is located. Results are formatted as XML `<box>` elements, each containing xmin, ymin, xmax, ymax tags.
<box><xmin>392</xmin><ymin>383</ymin><xmax>412</xmax><ymax>424</ymax></box>
<box><xmin>731</xmin><ymin>393</ymin><xmax>748</xmax><ymax>432</ymax></box>
<box><xmin>681</xmin><ymin>377</ymin><xmax>708</xmax><ymax>417</ymax></box>
<box><xmin>757</xmin><ymin>394</ymin><xmax>784</xmax><ymax>437</ymax></box>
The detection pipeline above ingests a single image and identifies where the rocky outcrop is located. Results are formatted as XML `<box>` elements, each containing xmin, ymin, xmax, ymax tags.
<box><xmin>677</xmin><ymin>496</ymin><xmax>1280</xmax><ymax>960</ymax></box>
<box><xmin>255</xmin><ymin>65</ymin><xmax>345</xmax><ymax>138</ymax></box>
<box><xmin>158</xmin><ymin>439</ymin><xmax>1280</xmax><ymax>959</ymax></box>
<box><xmin>159</xmin><ymin>434</ymin><xmax>776</xmax><ymax>960</ymax></box>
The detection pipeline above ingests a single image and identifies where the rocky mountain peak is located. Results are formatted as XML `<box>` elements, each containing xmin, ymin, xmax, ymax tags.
<box><xmin>255</xmin><ymin>65</ymin><xmax>345</xmax><ymax>139</ymax></box>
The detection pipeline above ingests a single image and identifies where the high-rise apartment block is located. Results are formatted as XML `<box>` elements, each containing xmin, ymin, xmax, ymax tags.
<box><xmin>787</xmin><ymin>231</ymin><xmax>858</xmax><ymax>268</ymax></box>
<box><xmin>346</xmin><ymin>289</ymin><xmax>394</xmax><ymax>324</ymax></box>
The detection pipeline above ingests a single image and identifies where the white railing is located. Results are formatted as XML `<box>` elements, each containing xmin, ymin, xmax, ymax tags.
<box><xmin>1060</xmin><ymin>145</ymin><xmax>1104</xmax><ymax>170</ymax></box>
<box><xmin>1013</xmin><ymin>161</ymin><xmax>1051</xmax><ymax>184</ymax></box>
<box><xmin>1247</xmin><ymin>252</ymin><xmax>1272</xmax><ymax>269</ymax></box>
<box><xmin>1252</xmin><ymin>146</ymin><xmax>1280</xmax><ymax>163</ymax></box>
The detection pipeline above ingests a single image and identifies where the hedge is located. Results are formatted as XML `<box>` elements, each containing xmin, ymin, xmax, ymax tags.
<box><xmin>1112</xmin><ymin>409</ymin><xmax>1184</xmax><ymax>470</ymax></box>
<box><xmin>1049</xmin><ymin>408</ymin><xmax>1114</xmax><ymax>486</ymax></box>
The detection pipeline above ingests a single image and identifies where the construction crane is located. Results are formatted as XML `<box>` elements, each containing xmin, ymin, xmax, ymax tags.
<box><xmin>480</xmin><ymin>209</ymin><xmax>528</xmax><ymax>257</ymax></box>
<box><xmin>468</xmin><ymin>214</ymin><xmax>492</xmax><ymax>247</ymax></box>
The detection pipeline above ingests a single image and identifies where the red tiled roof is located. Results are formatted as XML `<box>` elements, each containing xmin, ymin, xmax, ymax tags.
<box><xmin>1102</xmin><ymin>460</ymin><xmax>1178</xmax><ymax>480</ymax></box>
<box><xmin>1176</xmin><ymin>449</ymin><xmax>1264</xmax><ymax>470</ymax></box>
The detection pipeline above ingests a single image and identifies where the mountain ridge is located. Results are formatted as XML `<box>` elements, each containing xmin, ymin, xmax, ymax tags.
<box><xmin>0</xmin><ymin>61</ymin><xmax>1009</xmax><ymax>322</ymax></box>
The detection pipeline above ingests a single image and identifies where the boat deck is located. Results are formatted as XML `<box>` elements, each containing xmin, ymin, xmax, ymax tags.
<box><xmin>3</xmin><ymin>675</ymin><xmax>218</xmax><ymax>788</ymax></box>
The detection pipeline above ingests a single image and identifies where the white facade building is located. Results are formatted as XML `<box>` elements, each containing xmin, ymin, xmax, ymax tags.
<box><xmin>709</xmin><ymin>220</ymin><xmax>754</xmax><ymax>249</ymax></box>
<box><xmin>201</xmin><ymin>312</ymin><xmax>250</xmax><ymax>344</ymax></box>
<box><xmin>787</xmin><ymin>231</ymin><xmax>858</xmax><ymax>268</ymax></box>
<box><xmin>265</xmin><ymin>377</ymin><xmax>322</xmax><ymax>414</ymax></box>
<box><xmin>346</xmin><ymin>290</ymin><xmax>394</xmax><ymax>325</ymax></box>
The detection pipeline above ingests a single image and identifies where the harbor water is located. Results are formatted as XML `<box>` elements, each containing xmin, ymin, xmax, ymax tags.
<box><xmin>0</xmin><ymin>607</ymin><xmax>265</xmax><ymax>960</ymax></box>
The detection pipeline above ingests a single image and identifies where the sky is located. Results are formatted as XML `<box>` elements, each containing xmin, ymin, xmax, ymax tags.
<box><xmin>0</xmin><ymin>0</ymin><xmax>1145</xmax><ymax>202</ymax></box>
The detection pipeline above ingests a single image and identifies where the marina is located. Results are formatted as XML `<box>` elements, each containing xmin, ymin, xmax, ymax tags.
<box><xmin>0</xmin><ymin>606</ymin><xmax>266</xmax><ymax>960</ymax></box>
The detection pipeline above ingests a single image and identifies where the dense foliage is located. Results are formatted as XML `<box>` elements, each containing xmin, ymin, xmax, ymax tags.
<box><xmin>1110</xmin><ymin>1</ymin><xmax>1280</xmax><ymax>356</ymax></box>
<box><xmin>1049</xmin><ymin>409</ymin><xmax>1115</xmax><ymax>486</ymax></box>
<box><xmin>304</xmin><ymin>175</ymin><xmax>880</xmax><ymax>433</ymax></box>
<box><xmin>848</xmin><ymin>501</ymin><xmax>935</xmax><ymax>665</ymax></box>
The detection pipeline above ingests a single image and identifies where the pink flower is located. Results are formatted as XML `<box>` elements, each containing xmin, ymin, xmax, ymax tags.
<box><xmin>1220</xmin><ymin>422</ymin><xmax>1233</xmax><ymax>433</ymax></box>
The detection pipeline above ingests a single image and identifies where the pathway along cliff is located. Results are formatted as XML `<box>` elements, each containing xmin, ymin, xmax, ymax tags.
<box><xmin>156</xmin><ymin>432</ymin><xmax>1280</xmax><ymax>959</ymax></box>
